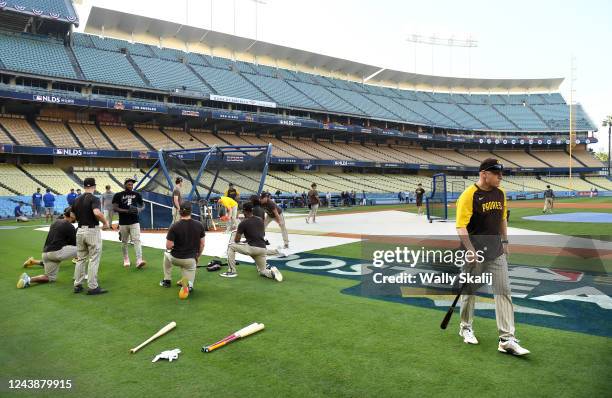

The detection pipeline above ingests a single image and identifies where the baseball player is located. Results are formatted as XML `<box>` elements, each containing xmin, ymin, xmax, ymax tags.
<box><xmin>225</xmin><ymin>182</ymin><xmax>240</xmax><ymax>202</ymax></box>
<box><xmin>221</xmin><ymin>202</ymin><xmax>284</xmax><ymax>280</ymax></box>
<box><xmin>306</xmin><ymin>183</ymin><xmax>320</xmax><ymax>224</ymax></box>
<box><xmin>72</xmin><ymin>178</ymin><xmax>110</xmax><ymax>296</ymax></box>
<box><xmin>218</xmin><ymin>195</ymin><xmax>239</xmax><ymax>232</ymax></box>
<box><xmin>260</xmin><ymin>192</ymin><xmax>289</xmax><ymax>249</ymax></box>
<box><xmin>415</xmin><ymin>184</ymin><xmax>425</xmax><ymax>215</ymax></box>
<box><xmin>159</xmin><ymin>201</ymin><xmax>205</xmax><ymax>299</ymax></box>
<box><xmin>172</xmin><ymin>177</ymin><xmax>183</xmax><ymax>224</ymax></box>
<box><xmin>32</xmin><ymin>188</ymin><xmax>43</xmax><ymax>218</ymax></box>
<box><xmin>543</xmin><ymin>185</ymin><xmax>554</xmax><ymax>214</ymax></box>
<box><xmin>101</xmin><ymin>185</ymin><xmax>115</xmax><ymax>229</ymax></box>
<box><xmin>66</xmin><ymin>188</ymin><xmax>77</xmax><ymax>207</ymax></box>
<box><xmin>14</xmin><ymin>202</ymin><xmax>28</xmax><ymax>222</ymax></box>
<box><xmin>42</xmin><ymin>188</ymin><xmax>55</xmax><ymax>223</ymax></box>
<box><xmin>113</xmin><ymin>177</ymin><xmax>146</xmax><ymax>268</ymax></box>
<box><xmin>17</xmin><ymin>207</ymin><xmax>77</xmax><ymax>288</ymax></box>
<box><xmin>250</xmin><ymin>195</ymin><xmax>266</xmax><ymax>220</ymax></box>
<box><xmin>455</xmin><ymin>158</ymin><xmax>529</xmax><ymax>356</ymax></box>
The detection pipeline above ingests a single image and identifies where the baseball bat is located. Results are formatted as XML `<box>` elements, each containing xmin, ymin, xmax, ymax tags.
<box><xmin>130</xmin><ymin>321</ymin><xmax>176</xmax><ymax>353</ymax></box>
<box><xmin>440</xmin><ymin>284</ymin><xmax>465</xmax><ymax>330</ymax></box>
<box><xmin>202</xmin><ymin>322</ymin><xmax>264</xmax><ymax>353</ymax></box>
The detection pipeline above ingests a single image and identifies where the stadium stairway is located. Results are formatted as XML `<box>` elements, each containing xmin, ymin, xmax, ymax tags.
<box><xmin>458</xmin><ymin>149</ymin><xmax>486</xmax><ymax>164</ymax></box>
<box><xmin>127</xmin><ymin>126</ymin><xmax>155</xmax><ymax>150</ymax></box>
<box><xmin>568</xmin><ymin>149</ymin><xmax>588</xmax><ymax>167</ymax></box>
<box><xmin>16</xmin><ymin>164</ymin><xmax>58</xmax><ymax>194</ymax></box>
<box><xmin>125</xmin><ymin>53</ymin><xmax>152</xmax><ymax>87</ymax></box>
<box><xmin>66</xmin><ymin>46</ymin><xmax>86</xmax><ymax>80</ymax></box>
<box><xmin>0</xmin><ymin>181</ymin><xmax>20</xmax><ymax>195</ymax></box>
<box><xmin>64</xmin><ymin>122</ymin><xmax>85</xmax><ymax>147</ymax></box>
<box><xmin>527</xmin><ymin>104</ymin><xmax>552</xmax><ymax>129</ymax></box>
<box><xmin>455</xmin><ymin>104</ymin><xmax>492</xmax><ymax>129</ymax></box>
<box><xmin>28</xmin><ymin>119</ymin><xmax>54</xmax><ymax>147</ymax></box>
<box><xmin>490</xmin><ymin>105</ymin><xmax>520</xmax><ymax>130</ymax></box>
<box><xmin>95</xmin><ymin>124</ymin><xmax>119</xmax><ymax>150</ymax></box>
<box><xmin>424</xmin><ymin>147</ymin><xmax>462</xmax><ymax>165</ymax></box>
<box><xmin>490</xmin><ymin>151</ymin><xmax>521</xmax><ymax>168</ymax></box>
<box><xmin>0</xmin><ymin>122</ymin><xmax>17</xmax><ymax>144</ymax></box>
<box><xmin>526</xmin><ymin>151</ymin><xmax>553</xmax><ymax>167</ymax></box>
<box><xmin>185</xmin><ymin>64</ymin><xmax>217</xmax><ymax>95</ymax></box>
<box><xmin>581</xmin><ymin>176</ymin><xmax>607</xmax><ymax>191</ymax></box>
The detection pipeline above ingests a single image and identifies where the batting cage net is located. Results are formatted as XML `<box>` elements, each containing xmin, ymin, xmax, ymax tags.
<box><xmin>135</xmin><ymin>145</ymin><xmax>271</xmax><ymax>229</ymax></box>
<box><xmin>426</xmin><ymin>173</ymin><xmax>448</xmax><ymax>223</ymax></box>
<box><xmin>450</xmin><ymin>180</ymin><xmax>466</xmax><ymax>200</ymax></box>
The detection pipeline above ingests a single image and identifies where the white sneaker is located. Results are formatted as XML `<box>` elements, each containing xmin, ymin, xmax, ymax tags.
<box><xmin>220</xmin><ymin>271</ymin><xmax>237</xmax><ymax>278</ymax></box>
<box><xmin>459</xmin><ymin>327</ymin><xmax>479</xmax><ymax>345</ymax></box>
<box><xmin>498</xmin><ymin>338</ymin><xmax>530</xmax><ymax>356</ymax></box>
<box><xmin>123</xmin><ymin>257</ymin><xmax>130</xmax><ymax>268</ymax></box>
<box><xmin>276</xmin><ymin>248</ymin><xmax>288</xmax><ymax>258</ymax></box>
<box><xmin>268</xmin><ymin>265</ymin><xmax>283</xmax><ymax>282</ymax></box>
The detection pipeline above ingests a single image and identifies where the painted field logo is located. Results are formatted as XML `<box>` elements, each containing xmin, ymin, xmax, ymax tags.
<box><xmin>269</xmin><ymin>253</ymin><xmax>612</xmax><ymax>337</ymax></box>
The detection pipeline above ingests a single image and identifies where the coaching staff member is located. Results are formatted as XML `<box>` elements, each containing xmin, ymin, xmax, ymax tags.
<box><xmin>159</xmin><ymin>201</ymin><xmax>205</xmax><ymax>299</ymax></box>
<box><xmin>455</xmin><ymin>158</ymin><xmax>529</xmax><ymax>356</ymax></box>
<box><xmin>72</xmin><ymin>178</ymin><xmax>110</xmax><ymax>295</ymax></box>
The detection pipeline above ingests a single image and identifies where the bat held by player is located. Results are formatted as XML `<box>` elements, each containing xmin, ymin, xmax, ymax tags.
<box><xmin>202</xmin><ymin>322</ymin><xmax>264</xmax><ymax>353</ymax></box>
<box><xmin>130</xmin><ymin>321</ymin><xmax>177</xmax><ymax>353</ymax></box>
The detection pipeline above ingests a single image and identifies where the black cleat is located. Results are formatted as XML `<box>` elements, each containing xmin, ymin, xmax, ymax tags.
<box><xmin>159</xmin><ymin>280</ymin><xmax>171</xmax><ymax>288</ymax></box>
<box><xmin>73</xmin><ymin>285</ymin><xmax>83</xmax><ymax>294</ymax></box>
<box><xmin>86</xmin><ymin>287</ymin><xmax>108</xmax><ymax>295</ymax></box>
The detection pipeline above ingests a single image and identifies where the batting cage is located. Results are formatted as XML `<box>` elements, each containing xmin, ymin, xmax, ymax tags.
<box><xmin>426</xmin><ymin>173</ymin><xmax>448</xmax><ymax>223</ymax></box>
<box><xmin>135</xmin><ymin>144</ymin><xmax>272</xmax><ymax>229</ymax></box>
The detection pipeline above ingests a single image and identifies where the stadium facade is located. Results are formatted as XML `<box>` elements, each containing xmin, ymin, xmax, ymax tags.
<box><xmin>0</xmin><ymin>1</ymin><xmax>607</xmax><ymax>217</ymax></box>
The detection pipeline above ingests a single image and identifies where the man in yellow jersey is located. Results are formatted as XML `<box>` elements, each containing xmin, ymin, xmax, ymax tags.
<box><xmin>218</xmin><ymin>195</ymin><xmax>239</xmax><ymax>233</ymax></box>
<box><xmin>455</xmin><ymin>158</ymin><xmax>529</xmax><ymax>356</ymax></box>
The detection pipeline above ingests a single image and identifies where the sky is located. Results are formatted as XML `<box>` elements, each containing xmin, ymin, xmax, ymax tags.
<box><xmin>73</xmin><ymin>0</ymin><xmax>612</xmax><ymax>153</ymax></box>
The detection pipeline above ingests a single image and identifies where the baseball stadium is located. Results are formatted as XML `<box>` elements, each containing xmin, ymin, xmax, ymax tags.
<box><xmin>0</xmin><ymin>1</ymin><xmax>610</xmax><ymax>397</ymax></box>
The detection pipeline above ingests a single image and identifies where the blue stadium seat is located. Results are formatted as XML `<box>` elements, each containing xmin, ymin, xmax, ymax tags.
<box><xmin>242</xmin><ymin>74</ymin><xmax>322</xmax><ymax>109</ymax></box>
<box><xmin>191</xmin><ymin>65</ymin><xmax>269</xmax><ymax>101</ymax></box>
<box><xmin>131</xmin><ymin>55</ymin><xmax>211</xmax><ymax>93</ymax></box>
<box><xmin>0</xmin><ymin>32</ymin><xmax>76</xmax><ymax>79</ymax></box>
<box><xmin>73</xmin><ymin>46</ymin><xmax>147</xmax><ymax>87</ymax></box>
<box><xmin>494</xmin><ymin>105</ymin><xmax>548</xmax><ymax>130</ymax></box>
<box><xmin>393</xmin><ymin>98</ymin><xmax>457</xmax><ymax>127</ymax></box>
<box><xmin>362</xmin><ymin>93</ymin><xmax>430</xmax><ymax>125</ymax></box>
<box><xmin>286</xmin><ymin>80</ymin><xmax>364</xmax><ymax>115</ymax></box>
<box><xmin>201</xmin><ymin>55</ymin><xmax>233</xmax><ymax>70</ymax></box>
<box><xmin>327</xmin><ymin>88</ymin><xmax>399</xmax><ymax>121</ymax></box>
<box><xmin>426</xmin><ymin>102</ymin><xmax>486</xmax><ymax>129</ymax></box>
<box><xmin>458</xmin><ymin>104</ymin><xmax>516</xmax><ymax>130</ymax></box>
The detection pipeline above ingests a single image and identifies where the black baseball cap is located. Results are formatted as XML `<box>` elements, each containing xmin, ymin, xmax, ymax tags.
<box><xmin>175</xmin><ymin>177</ymin><xmax>183</xmax><ymax>184</ymax></box>
<box><xmin>124</xmin><ymin>177</ymin><xmax>136</xmax><ymax>185</ymax></box>
<box><xmin>83</xmin><ymin>178</ymin><xmax>96</xmax><ymax>188</ymax></box>
<box><xmin>479</xmin><ymin>158</ymin><xmax>503</xmax><ymax>172</ymax></box>
<box><xmin>179</xmin><ymin>201</ymin><xmax>192</xmax><ymax>213</ymax></box>
<box><xmin>242</xmin><ymin>202</ymin><xmax>254</xmax><ymax>213</ymax></box>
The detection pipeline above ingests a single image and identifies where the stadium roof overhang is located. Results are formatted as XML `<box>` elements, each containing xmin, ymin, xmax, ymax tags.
<box><xmin>85</xmin><ymin>6</ymin><xmax>563</xmax><ymax>93</ymax></box>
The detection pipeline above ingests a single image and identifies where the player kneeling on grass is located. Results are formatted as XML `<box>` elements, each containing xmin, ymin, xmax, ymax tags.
<box><xmin>113</xmin><ymin>177</ymin><xmax>146</xmax><ymax>268</ymax></box>
<box><xmin>18</xmin><ymin>207</ymin><xmax>77</xmax><ymax>288</ymax></box>
<box><xmin>159</xmin><ymin>201</ymin><xmax>205</xmax><ymax>298</ymax></box>
<box><xmin>221</xmin><ymin>202</ymin><xmax>284</xmax><ymax>281</ymax></box>
<box><xmin>455</xmin><ymin>158</ymin><xmax>529</xmax><ymax>356</ymax></box>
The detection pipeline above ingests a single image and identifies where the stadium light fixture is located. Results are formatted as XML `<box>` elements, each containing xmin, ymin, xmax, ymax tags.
<box><xmin>406</xmin><ymin>33</ymin><xmax>478</xmax><ymax>76</ymax></box>
<box><xmin>603</xmin><ymin>115</ymin><xmax>612</xmax><ymax>175</ymax></box>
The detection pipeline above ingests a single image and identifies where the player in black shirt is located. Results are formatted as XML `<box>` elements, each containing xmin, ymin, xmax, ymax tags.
<box><xmin>415</xmin><ymin>184</ymin><xmax>426</xmax><ymax>215</ymax></box>
<box><xmin>159</xmin><ymin>201</ymin><xmax>205</xmax><ymax>299</ymax></box>
<box><xmin>221</xmin><ymin>202</ymin><xmax>285</xmax><ymax>280</ymax></box>
<box><xmin>18</xmin><ymin>207</ymin><xmax>77</xmax><ymax>288</ymax></box>
<box><xmin>225</xmin><ymin>183</ymin><xmax>240</xmax><ymax>202</ymax></box>
<box><xmin>113</xmin><ymin>177</ymin><xmax>146</xmax><ymax>268</ymax></box>
<box><xmin>260</xmin><ymin>192</ymin><xmax>290</xmax><ymax>248</ymax></box>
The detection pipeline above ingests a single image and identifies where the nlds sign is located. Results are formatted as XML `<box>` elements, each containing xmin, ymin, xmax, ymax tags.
<box><xmin>55</xmin><ymin>148</ymin><xmax>83</xmax><ymax>156</ymax></box>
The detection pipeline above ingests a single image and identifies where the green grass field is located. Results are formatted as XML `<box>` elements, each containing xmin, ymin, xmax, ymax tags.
<box><xmin>1</xmin><ymin>198</ymin><xmax>610</xmax><ymax>397</ymax></box>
